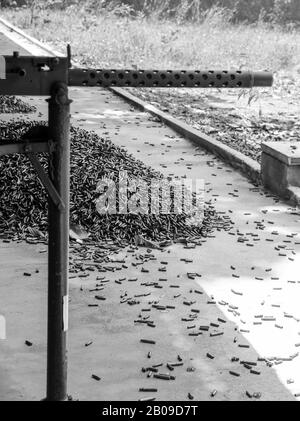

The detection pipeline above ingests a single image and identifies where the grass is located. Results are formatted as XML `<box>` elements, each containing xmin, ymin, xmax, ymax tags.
<box><xmin>2</xmin><ymin>6</ymin><xmax>300</xmax><ymax>72</ymax></box>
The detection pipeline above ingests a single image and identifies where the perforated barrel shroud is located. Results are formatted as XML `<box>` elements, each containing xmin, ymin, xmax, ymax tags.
<box><xmin>68</xmin><ymin>69</ymin><xmax>273</xmax><ymax>88</ymax></box>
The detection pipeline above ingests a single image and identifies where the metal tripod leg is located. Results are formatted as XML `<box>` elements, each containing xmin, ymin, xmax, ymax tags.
<box><xmin>46</xmin><ymin>82</ymin><xmax>71</xmax><ymax>401</ymax></box>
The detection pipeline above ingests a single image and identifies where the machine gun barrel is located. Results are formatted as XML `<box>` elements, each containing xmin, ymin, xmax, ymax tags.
<box><xmin>0</xmin><ymin>53</ymin><xmax>273</xmax><ymax>95</ymax></box>
<box><xmin>68</xmin><ymin>68</ymin><xmax>273</xmax><ymax>89</ymax></box>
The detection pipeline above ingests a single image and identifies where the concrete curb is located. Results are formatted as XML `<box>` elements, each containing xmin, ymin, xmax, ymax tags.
<box><xmin>287</xmin><ymin>186</ymin><xmax>300</xmax><ymax>207</ymax></box>
<box><xmin>110</xmin><ymin>87</ymin><xmax>262</xmax><ymax>184</ymax></box>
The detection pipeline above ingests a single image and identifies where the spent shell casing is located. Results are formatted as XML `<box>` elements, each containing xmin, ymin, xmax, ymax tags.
<box><xmin>229</xmin><ymin>371</ymin><xmax>240</xmax><ymax>377</ymax></box>
<box><xmin>140</xmin><ymin>339</ymin><xmax>156</xmax><ymax>345</ymax></box>
<box><xmin>139</xmin><ymin>388</ymin><xmax>158</xmax><ymax>393</ymax></box>
<box><xmin>154</xmin><ymin>374</ymin><xmax>175</xmax><ymax>380</ymax></box>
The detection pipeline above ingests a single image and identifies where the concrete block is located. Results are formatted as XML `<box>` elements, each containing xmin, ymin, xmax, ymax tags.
<box><xmin>261</xmin><ymin>142</ymin><xmax>300</xmax><ymax>199</ymax></box>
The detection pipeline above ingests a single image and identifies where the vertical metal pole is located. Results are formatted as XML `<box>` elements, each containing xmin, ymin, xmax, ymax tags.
<box><xmin>46</xmin><ymin>82</ymin><xmax>71</xmax><ymax>401</ymax></box>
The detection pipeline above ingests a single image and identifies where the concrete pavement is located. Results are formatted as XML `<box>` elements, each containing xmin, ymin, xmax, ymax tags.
<box><xmin>0</xmin><ymin>87</ymin><xmax>299</xmax><ymax>400</ymax></box>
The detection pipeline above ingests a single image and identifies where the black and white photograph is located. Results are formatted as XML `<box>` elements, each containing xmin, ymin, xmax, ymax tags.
<box><xmin>0</xmin><ymin>0</ymin><xmax>299</xmax><ymax>410</ymax></box>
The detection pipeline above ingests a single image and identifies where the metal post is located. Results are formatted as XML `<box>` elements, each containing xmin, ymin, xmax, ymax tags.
<box><xmin>46</xmin><ymin>82</ymin><xmax>71</xmax><ymax>401</ymax></box>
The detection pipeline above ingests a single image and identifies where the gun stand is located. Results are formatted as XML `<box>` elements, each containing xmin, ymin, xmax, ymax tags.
<box><xmin>0</xmin><ymin>48</ymin><xmax>273</xmax><ymax>400</ymax></box>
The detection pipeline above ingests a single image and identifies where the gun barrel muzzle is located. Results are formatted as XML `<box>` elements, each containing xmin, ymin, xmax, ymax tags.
<box><xmin>253</xmin><ymin>71</ymin><xmax>274</xmax><ymax>87</ymax></box>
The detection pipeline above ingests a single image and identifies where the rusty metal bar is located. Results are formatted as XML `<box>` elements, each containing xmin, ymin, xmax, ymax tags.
<box><xmin>68</xmin><ymin>68</ymin><xmax>273</xmax><ymax>88</ymax></box>
<box><xmin>26</xmin><ymin>152</ymin><xmax>65</xmax><ymax>210</ymax></box>
<box><xmin>46</xmin><ymin>82</ymin><xmax>71</xmax><ymax>401</ymax></box>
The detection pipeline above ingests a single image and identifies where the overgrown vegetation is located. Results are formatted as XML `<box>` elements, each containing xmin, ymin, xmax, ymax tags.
<box><xmin>1</xmin><ymin>0</ymin><xmax>300</xmax><ymax>25</ymax></box>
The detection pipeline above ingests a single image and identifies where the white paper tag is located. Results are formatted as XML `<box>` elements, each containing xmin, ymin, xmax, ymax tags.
<box><xmin>0</xmin><ymin>315</ymin><xmax>6</xmax><ymax>340</ymax></box>
<box><xmin>63</xmin><ymin>296</ymin><xmax>68</xmax><ymax>332</ymax></box>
